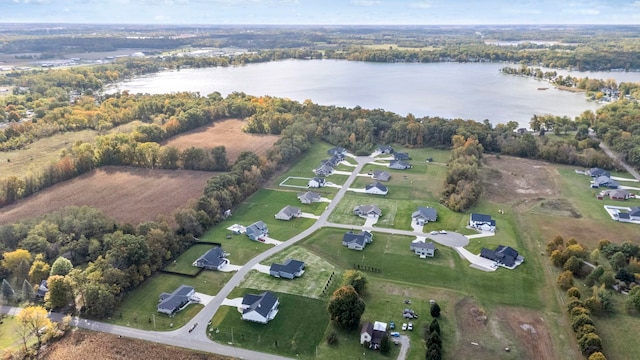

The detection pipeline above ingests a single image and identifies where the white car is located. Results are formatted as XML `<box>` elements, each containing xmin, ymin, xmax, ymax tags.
<box><xmin>401</xmin><ymin>323</ymin><xmax>408</xmax><ymax>331</ymax></box>
<box><xmin>430</xmin><ymin>231</ymin><xmax>438</xmax><ymax>235</ymax></box>
<box><xmin>439</xmin><ymin>230</ymin><xmax>447</xmax><ymax>234</ymax></box>
<box><xmin>408</xmin><ymin>323</ymin><xmax>414</xmax><ymax>331</ymax></box>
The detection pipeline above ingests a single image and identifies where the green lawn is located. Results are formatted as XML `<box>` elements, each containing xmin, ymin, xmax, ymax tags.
<box><xmin>163</xmin><ymin>243</ymin><xmax>213</xmax><ymax>275</ymax></box>
<box><xmin>208</xmin><ymin>291</ymin><xmax>330</xmax><ymax>359</ymax></box>
<box><xmin>240</xmin><ymin>246</ymin><xmax>338</xmax><ymax>299</ymax></box>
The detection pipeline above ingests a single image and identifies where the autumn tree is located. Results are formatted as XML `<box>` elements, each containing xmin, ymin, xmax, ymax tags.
<box><xmin>1</xmin><ymin>249</ymin><xmax>33</xmax><ymax>275</ymax></box>
<box><xmin>557</xmin><ymin>270</ymin><xmax>574</xmax><ymax>290</ymax></box>
<box><xmin>342</xmin><ymin>270</ymin><xmax>368</xmax><ymax>294</ymax></box>
<box><xmin>28</xmin><ymin>254</ymin><xmax>51</xmax><ymax>285</ymax></box>
<box><xmin>327</xmin><ymin>285</ymin><xmax>366</xmax><ymax>330</ymax></box>
<box><xmin>15</xmin><ymin>306</ymin><xmax>52</xmax><ymax>352</ymax></box>
<box><xmin>50</xmin><ymin>256</ymin><xmax>73</xmax><ymax>276</ymax></box>
<box><xmin>44</xmin><ymin>275</ymin><xmax>72</xmax><ymax>310</ymax></box>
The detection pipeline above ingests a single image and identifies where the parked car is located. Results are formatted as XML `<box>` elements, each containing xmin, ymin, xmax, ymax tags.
<box><xmin>430</xmin><ymin>231</ymin><xmax>438</xmax><ymax>235</ymax></box>
<box><xmin>390</xmin><ymin>332</ymin><xmax>400</xmax><ymax>337</ymax></box>
<box><xmin>401</xmin><ymin>323</ymin><xmax>408</xmax><ymax>331</ymax></box>
<box><xmin>408</xmin><ymin>323</ymin><xmax>413</xmax><ymax>331</ymax></box>
<box><xmin>188</xmin><ymin>322</ymin><xmax>198</xmax><ymax>333</ymax></box>
<box><xmin>439</xmin><ymin>230</ymin><xmax>447</xmax><ymax>234</ymax></box>
<box><xmin>389</xmin><ymin>321</ymin><xmax>395</xmax><ymax>330</ymax></box>
<box><xmin>403</xmin><ymin>308</ymin><xmax>418</xmax><ymax>319</ymax></box>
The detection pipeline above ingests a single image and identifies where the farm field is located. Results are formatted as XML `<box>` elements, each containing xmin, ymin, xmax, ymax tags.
<box><xmin>0</xmin><ymin>166</ymin><xmax>214</xmax><ymax>225</ymax></box>
<box><xmin>160</xmin><ymin>118</ymin><xmax>279</xmax><ymax>162</ymax></box>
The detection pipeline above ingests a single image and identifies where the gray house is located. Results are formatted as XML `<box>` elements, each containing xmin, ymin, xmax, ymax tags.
<box><xmin>412</xmin><ymin>207</ymin><xmax>437</xmax><ymax>225</ymax></box>
<box><xmin>342</xmin><ymin>231</ymin><xmax>373</xmax><ymax>250</ymax></box>
<box><xmin>591</xmin><ymin>176</ymin><xmax>619</xmax><ymax>189</ymax></box>
<box><xmin>328</xmin><ymin>147</ymin><xmax>347</xmax><ymax>156</ymax></box>
<box><xmin>313</xmin><ymin>163</ymin><xmax>334</xmax><ymax>177</ymax></box>
<box><xmin>480</xmin><ymin>245</ymin><xmax>524</xmax><ymax>269</ymax></box>
<box><xmin>394</xmin><ymin>152</ymin><xmax>411</xmax><ymax>161</ymax></box>
<box><xmin>589</xmin><ymin>167</ymin><xmax>610</xmax><ymax>177</ymax></box>
<box><xmin>157</xmin><ymin>285</ymin><xmax>195</xmax><ymax>315</ymax></box>
<box><xmin>372</xmin><ymin>170</ymin><xmax>391</xmax><ymax>182</ymax></box>
<box><xmin>410</xmin><ymin>241</ymin><xmax>436</xmax><ymax>258</ymax></box>
<box><xmin>388</xmin><ymin>160</ymin><xmax>412</xmax><ymax>170</ymax></box>
<box><xmin>365</xmin><ymin>182</ymin><xmax>388</xmax><ymax>195</ymax></box>
<box><xmin>354</xmin><ymin>205</ymin><xmax>382</xmax><ymax>218</ymax></box>
<box><xmin>298</xmin><ymin>191</ymin><xmax>322</xmax><ymax>204</ymax></box>
<box><xmin>35</xmin><ymin>280</ymin><xmax>48</xmax><ymax>298</ymax></box>
<box><xmin>376</xmin><ymin>145</ymin><xmax>394</xmax><ymax>154</ymax></box>
<box><xmin>246</xmin><ymin>221</ymin><xmax>268</xmax><ymax>241</ymax></box>
<box><xmin>269</xmin><ymin>258</ymin><xmax>305</xmax><ymax>279</ymax></box>
<box><xmin>307</xmin><ymin>177</ymin><xmax>326</xmax><ymax>188</ymax></box>
<box><xmin>275</xmin><ymin>205</ymin><xmax>302</xmax><ymax>221</ymax></box>
<box><xmin>241</xmin><ymin>291</ymin><xmax>280</xmax><ymax>324</ymax></box>
<box><xmin>192</xmin><ymin>246</ymin><xmax>228</xmax><ymax>270</ymax></box>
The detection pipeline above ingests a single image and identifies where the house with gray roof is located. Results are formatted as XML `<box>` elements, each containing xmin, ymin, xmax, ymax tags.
<box><xmin>241</xmin><ymin>291</ymin><xmax>280</xmax><ymax>324</ymax></box>
<box><xmin>328</xmin><ymin>147</ymin><xmax>347</xmax><ymax>156</ymax></box>
<box><xmin>393</xmin><ymin>152</ymin><xmax>411</xmax><ymax>161</ymax></box>
<box><xmin>372</xmin><ymin>170</ymin><xmax>391</xmax><ymax>182</ymax></box>
<box><xmin>246</xmin><ymin>221</ymin><xmax>268</xmax><ymax>241</ymax></box>
<box><xmin>269</xmin><ymin>259</ymin><xmax>305</xmax><ymax>279</ymax></box>
<box><xmin>480</xmin><ymin>245</ymin><xmax>524</xmax><ymax>269</ymax></box>
<box><xmin>410</xmin><ymin>241</ymin><xmax>436</xmax><ymax>258</ymax></box>
<box><xmin>342</xmin><ymin>231</ymin><xmax>373</xmax><ymax>250</ymax></box>
<box><xmin>360</xmin><ymin>321</ymin><xmax>388</xmax><ymax>349</ymax></box>
<box><xmin>470</xmin><ymin>213</ymin><xmax>496</xmax><ymax>232</ymax></box>
<box><xmin>376</xmin><ymin>145</ymin><xmax>394</xmax><ymax>154</ymax></box>
<box><xmin>412</xmin><ymin>207</ymin><xmax>438</xmax><ymax>225</ymax></box>
<box><xmin>307</xmin><ymin>177</ymin><xmax>326</xmax><ymax>188</ymax></box>
<box><xmin>589</xmin><ymin>167</ymin><xmax>610</xmax><ymax>177</ymax></box>
<box><xmin>354</xmin><ymin>205</ymin><xmax>382</xmax><ymax>218</ymax></box>
<box><xmin>275</xmin><ymin>205</ymin><xmax>302</xmax><ymax>221</ymax></box>
<box><xmin>313</xmin><ymin>163</ymin><xmax>334</xmax><ymax>177</ymax></box>
<box><xmin>297</xmin><ymin>191</ymin><xmax>322</xmax><ymax>204</ymax></box>
<box><xmin>388</xmin><ymin>160</ymin><xmax>412</xmax><ymax>170</ymax></box>
<box><xmin>607</xmin><ymin>189</ymin><xmax>631</xmax><ymax>201</ymax></box>
<box><xmin>157</xmin><ymin>285</ymin><xmax>195</xmax><ymax>315</ymax></box>
<box><xmin>591</xmin><ymin>176</ymin><xmax>619</xmax><ymax>189</ymax></box>
<box><xmin>618</xmin><ymin>207</ymin><xmax>640</xmax><ymax>222</ymax></box>
<box><xmin>35</xmin><ymin>280</ymin><xmax>48</xmax><ymax>298</ymax></box>
<box><xmin>192</xmin><ymin>246</ymin><xmax>228</xmax><ymax>270</ymax></box>
<box><xmin>365</xmin><ymin>182</ymin><xmax>388</xmax><ymax>195</ymax></box>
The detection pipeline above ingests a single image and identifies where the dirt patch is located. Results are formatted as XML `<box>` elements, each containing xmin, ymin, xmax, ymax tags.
<box><xmin>0</xmin><ymin>166</ymin><xmax>214</xmax><ymax>226</ymax></box>
<box><xmin>161</xmin><ymin>119</ymin><xmax>280</xmax><ymax>163</ymax></box>
<box><xmin>480</xmin><ymin>155</ymin><xmax>559</xmax><ymax>208</ymax></box>
<box><xmin>38</xmin><ymin>329</ymin><xmax>233</xmax><ymax>360</ymax></box>
<box><xmin>538</xmin><ymin>198</ymin><xmax>582</xmax><ymax>218</ymax></box>
<box><xmin>452</xmin><ymin>298</ymin><xmax>555</xmax><ymax>360</ymax></box>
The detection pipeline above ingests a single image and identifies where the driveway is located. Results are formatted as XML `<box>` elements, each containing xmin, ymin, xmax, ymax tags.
<box><xmin>397</xmin><ymin>335</ymin><xmax>410</xmax><ymax>360</ymax></box>
<box><xmin>363</xmin><ymin>216</ymin><xmax>379</xmax><ymax>227</ymax></box>
<box><xmin>221</xmin><ymin>297</ymin><xmax>244</xmax><ymax>308</ymax></box>
<box><xmin>300</xmin><ymin>212</ymin><xmax>320</xmax><ymax>219</ymax></box>
<box><xmin>454</xmin><ymin>247</ymin><xmax>497</xmax><ymax>272</ymax></box>
<box><xmin>252</xmin><ymin>264</ymin><xmax>271</xmax><ymax>274</ymax></box>
<box><xmin>193</xmin><ymin>292</ymin><xmax>215</xmax><ymax>306</ymax></box>
<box><xmin>219</xmin><ymin>263</ymin><xmax>242</xmax><ymax>272</ymax></box>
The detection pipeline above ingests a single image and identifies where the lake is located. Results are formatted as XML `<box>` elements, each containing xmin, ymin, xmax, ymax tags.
<box><xmin>108</xmin><ymin>60</ymin><xmax>640</xmax><ymax>128</ymax></box>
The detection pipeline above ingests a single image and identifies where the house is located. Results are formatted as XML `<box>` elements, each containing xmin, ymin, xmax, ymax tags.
<box><xmin>246</xmin><ymin>221</ymin><xmax>268</xmax><ymax>241</ymax></box>
<box><xmin>469</xmin><ymin>213</ymin><xmax>496</xmax><ymax>232</ymax></box>
<box><xmin>313</xmin><ymin>163</ymin><xmax>334</xmax><ymax>177</ymax></box>
<box><xmin>479</xmin><ymin>245</ymin><xmax>524</xmax><ymax>269</ymax></box>
<box><xmin>372</xmin><ymin>170</ymin><xmax>391</xmax><ymax>182</ymax></box>
<box><xmin>354</xmin><ymin>205</ymin><xmax>382</xmax><ymax>218</ymax></box>
<box><xmin>297</xmin><ymin>191</ymin><xmax>322</xmax><ymax>204</ymax></box>
<box><xmin>591</xmin><ymin>176</ymin><xmax>619</xmax><ymax>189</ymax></box>
<box><xmin>365</xmin><ymin>182</ymin><xmax>388</xmax><ymax>195</ymax></box>
<box><xmin>589</xmin><ymin>167</ymin><xmax>610</xmax><ymax>178</ymax></box>
<box><xmin>35</xmin><ymin>280</ymin><xmax>48</xmax><ymax>298</ymax></box>
<box><xmin>269</xmin><ymin>258</ymin><xmax>305</xmax><ymax>279</ymax></box>
<box><xmin>275</xmin><ymin>205</ymin><xmax>302</xmax><ymax>221</ymax></box>
<box><xmin>240</xmin><ymin>291</ymin><xmax>279</xmax><ymax>324</ymax></box>
<box><xmin>607</xmin><ymin>189</ymin><xmax>631</xmax><ymax>200</ymax></box>
<box><xmin>393</xmin><ymin>152</ymin><xmax>411</xmax><ymax>161</ymax></box>
<box><xmin>376</xmin><ymin>145</ymin><xmax>394</xmax><ymax>154</ymax></box>
<box><xmin>360</xmin><ymin>321</ymin><xmax>388</xmax><ymax>349</ymax></box>
<box><xmin>343</xmin><ymin>231</ymin><xmax>373</xmax><ymax>250</ymax></box>
<box><xmin>157</xmin><ymin>285</ymin><xmax>195</xmax><ymax>315</ymax></box>
<box><xmin>630</xmin><ymin>207</ymin><xmax>640</xmax><ymax>220</ymax></box>
<box><xmin>325</xmin><ymin>154</ymin><xmax>344</xmax><ymax>166</ymax></box>
<box><xmin>327</xmin><ymin>147</ymin><xmax>347</xmax><ymax>156</ymax></box>
<box><xmin>192</xmin><ymin>246</ymin><xmax>228</xmax><ymax>270</ymax></box>
<box><xmin>307</xmin><ymin>177</ymin><xmax>326</xmax><ymax>188</ymax></box>
<box><xmin>410</xmin><ymin>241</ymin><xmax>436</xmax><ymax>258</ymax></box>
<box><xmin>388</xmin><ymin>160</ymin><xmax>412</xmax><ymax>170</ymax></box>
<box><xmin>412</xmin><ymin>207</ymin><xmax>438</xmax><ymax>225</ymax></box>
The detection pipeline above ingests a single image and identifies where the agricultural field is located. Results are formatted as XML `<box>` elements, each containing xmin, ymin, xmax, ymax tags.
<box><xmin>160</xmin><ymin>118</ymin><xmax>280</xmax><ymax>162</ymax></box>
<box><xmin>0</xmin><ymin>166</ymin><xmax>214</xmax><ymax>225</ymax></box>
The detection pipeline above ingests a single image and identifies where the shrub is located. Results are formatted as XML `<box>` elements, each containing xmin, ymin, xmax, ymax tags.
<box><xmin>576</xmin><ymin>324</ymin><xmax>596</xmax><ymax>339</ymax></box>
<box><xmin>570</xmin><ymin>306</ymin><xmax>590</xmax><ymax>318</ymax></box>
<box><xmin>430</xmin><ymin>302</ymin><xmax>441</xmax><ymax>318</ymax></box>
<box><xmin>429</xmin><ymin>318</ymin><xmax>441</xmax><ymax>335</ymax></box>
<box><xmin>578</xmin><ymin>333</ymin><xmax>603</xmax><ymax>356</ymax></box>
<box><xmin>557</xmin><ymin>270</ymin><xmax>574</xmax><ymax>290</ymax></box>
<box><xmin>566</xmin><ymin>287</ymin><xmax>581</xmax><ymax>299</ymax></box>
<box><xmin>588</xmin><ymin>351</ymin><xmax>607</xmax><ymax>360</ymax></box>
<box><xmin>572</xmin><ymin>314</ymin><xmax>594</xmax><ymax>333</ymax></box>
<box><xmin>326</xmin><ymin>332</ymin><xmax>338</xmax><ymax>346</ymax></box>
<box><xmin>566</xmin><ymin>297</ymin><xmax>584</xmax><ymax>311</ymax></box>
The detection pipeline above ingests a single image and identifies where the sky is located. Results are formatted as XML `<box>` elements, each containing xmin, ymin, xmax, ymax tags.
<box><xmin>1</xmin><ymin>0</ymin><xmax>640</xmax><ymax>25</ymax></box>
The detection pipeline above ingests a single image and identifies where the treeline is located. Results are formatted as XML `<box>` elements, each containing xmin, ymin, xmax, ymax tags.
<box><xmin>593</xmin><ymin>99</ymin><xmax>640</xmax><ymax>168</ymax></box>
<box><xmin>441</xmin><ymin>135</ymin><xmax>483</xmax><ymax>212</ymax></box>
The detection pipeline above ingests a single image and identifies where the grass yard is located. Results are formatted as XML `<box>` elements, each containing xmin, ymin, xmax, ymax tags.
<box><xmin>240</xmin><ymin>246</ymin><xmax>338</xmax><ymax>299</ymax></box>
<box><xmin>0</xmin><ymin>314</ymin><xmax>37</xmax><ymax>353</ymax></box>
<box><xmin>208</xmin><ymin>291</ymin><xmax>329</xmax><ymax>360</ymax></box>
<box><xmin>108</xmin><ymin>271</ymin><xmax>231</xmax><ymax>331</ymax></box>
<box><xmin>163</xmin><ymin>243</ymin><xmax>217</xmax><ymax>275</ymax></box>
<box><xmin>274</xmin><ymin>142</ymin><xmax>336</xmax><ymax>182</ymax></box>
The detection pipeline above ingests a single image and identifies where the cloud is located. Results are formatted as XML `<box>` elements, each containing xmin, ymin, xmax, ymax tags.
<box><xmin>408</xmin><ymin>1</ymin><xmax>430</xmax><ymax>9</ymax></box>
<box><xmin>350</xmin><ymin>0</ymin><xmax>381</xmax><ymax>6</ymax></box>
<box><xmin>631</xmin><ymin>0</ymin><xmax>640</xmax><ymax>6</ymax></box>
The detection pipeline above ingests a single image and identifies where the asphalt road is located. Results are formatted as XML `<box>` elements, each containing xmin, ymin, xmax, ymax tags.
<box><xmin>0</xmin><ymin>155</ymin><xmax>469</xmax><ymax>360</ymax></box>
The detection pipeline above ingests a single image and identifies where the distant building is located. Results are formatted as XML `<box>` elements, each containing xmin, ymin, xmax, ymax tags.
<box><xmin>412</xmin><ymin>207</ymin><xmax>437</xmax><ymax>225</ymax></box>
<box><xmin>410</xmin><ymin>241</ymin><xmax>436</xmax><ymax>258</ymax></box>
<box><xmin>275</xmin><ymin>206</ymin><xmax>302</xmax><ymax>221</ymax></box>
<box><xmin>365</xmin><ymin>182</ymin><xmax>388</xmax><ymax>195</ymax></box>
<box><xmin>343</xmin><ymin>231</ymin><xmax>373</xmax><ymax>250</ymax></box>
<box><xmin>157</xmin><ymin>285</ymin><xmax>195</xmax><ymax>315</ymax></box>
<box><xmin>240</xmin><ymin>291</ymin><xmax>279</xmax><ymax>324</ymax></box>
<box><xmin>269</xmin><ymin>259</ymin><xmax>305</xmax><ymax>279</ymax></box>
<box><xmin>246</xmin><ymin>221</ymin><xmax>268</xmax><ymax>241</ymax></box>
<box><xmin>469</xmin><ymin>213</ymin><xmax>496</xmax><ymax>232</ymax></box>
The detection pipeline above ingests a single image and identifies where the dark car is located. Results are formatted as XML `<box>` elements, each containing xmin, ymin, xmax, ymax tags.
<box><xmin>188</xmin><ymin>322</ymin><xmax>198</xmax><ymax>333</ymax></box>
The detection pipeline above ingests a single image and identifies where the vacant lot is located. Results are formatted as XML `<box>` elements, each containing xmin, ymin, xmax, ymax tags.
<box><xmin>0</xmin><ymin>166</ymin><xmax>213</xmax><ymax>225</ymax></box>
<box><xmin>161</xmin><ymin>119</ymin><xmax>280</xmax><ymax>162</ymax></box>
<box><xmin>39</xmin><ymin>329</ymin><xmax>232</xmax><ymax>360</ymax></box>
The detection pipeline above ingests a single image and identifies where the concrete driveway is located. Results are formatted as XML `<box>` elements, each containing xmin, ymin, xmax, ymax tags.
<box><xmin>397</xmin><ymin>335</ymin><xmax>410</xmax><ymax>360</ymax></box>
<box><xmin>252</xmin><ymin>264</ymin><xmax>271</xmax><ymax>274</ymax></box>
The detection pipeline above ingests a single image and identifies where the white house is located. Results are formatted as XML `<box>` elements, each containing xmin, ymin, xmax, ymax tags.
<box><xmin>240</xmin><ymin>291</ymin><xmax>280</xmax><ymax>324</ymax></box>
<box><xmin>360</xmin><ymin>321</ymin><xmax>387</xmax><ymax>349</ymax></box>
<box><xmin>365</xmin><ymin>182</ymin><xmax>388</xmax><ymax>195</ymax></box>
<box><xmin>354</xmin><ymin>205</ymin><xmax>382</xmax><ymax>218</ymax></box>
<box><xmin>469</xmin><ymin>213</ymin><xmax>496</xmax><ymax>232</ymax></box>
<box><xmin>410</xmin><ymin>241</ymin><xmax>436</xmax><ymax>258</ymax></box>
<box><xmin>298</xmin><ymin>191</ymin><xmax>322</xmax><ymax>204</ymax></box>
<box><xmin>275</xmin><ymin>205</ymin><xmax>302</xmax><ymax>221</ymax></box>
<box><xmin>307</xmin><ymin>177</ymin><xmax>326</xmax><ymax>188</ymax></box>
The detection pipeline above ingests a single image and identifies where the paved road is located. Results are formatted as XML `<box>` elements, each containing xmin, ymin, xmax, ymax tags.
<box><xmin>598</xmin><ymin>141</ymin><xmax>640</xmax><ymax>181</ymax></box>
<box><xmin>0</xmin><ymin>154</ymin><xmax>471</xmax><ymax>359</ymax></box>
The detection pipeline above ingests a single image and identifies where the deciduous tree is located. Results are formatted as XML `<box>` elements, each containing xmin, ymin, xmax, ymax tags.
<box><xmin>16</xmin><ymin>306</ymin><xmax>52</xmax><ymax>351</ymax></box>
<box><xmin>50</xmin><ymin>256</ymin><xmax>73</xmax><ymax>276</ymax></box>
<box><xmin>327</xmin><ymin>285</ymin><xmax>365</xmax><ymax>330</ymax></box>
<box><xmin>342</xmin><ymin>270</ymin><xmax>368</xmax><ymax>294</ymax></box>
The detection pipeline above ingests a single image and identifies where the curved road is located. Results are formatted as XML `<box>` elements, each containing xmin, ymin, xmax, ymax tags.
<box><xmin>1</xmin><ymin>155</ymin><xmax>469</xmax><ymax>360</ymax></box>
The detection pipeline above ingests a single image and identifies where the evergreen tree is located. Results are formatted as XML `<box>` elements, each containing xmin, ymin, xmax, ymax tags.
<box><xmin>430</xmin><ymin>302</ymin><xmax>441</xmax><ymax>318</ymax></box>
<box><xmin>22</xmin><ymin>279</ymin><xmax>34</xmax><ymax>302</ymax></box>
<box><xmin>1</xmin><ymin>279</ymin><xmax>15</xmax><ymax>303</ymax></box>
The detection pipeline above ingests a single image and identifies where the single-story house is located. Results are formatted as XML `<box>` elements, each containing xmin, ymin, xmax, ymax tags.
<box><xmin>410</xmin><ymin>241</ymin><xmax>436</xmax><ymax>258</ymax></box>
<box><xmin>298</xmin><ymin>191</ymin><xmax>322</xmax><ymax>204</ymax></box>
<box><xmin>246</xmin><ymin>221</ymin><xmax>268</xmax><ymax>241</ymax></box>
<box><xmin>354</xmin><ymin>205</ymin><xmax>382</xmax><ymax>218</ymax></box>
<box><xmin>469</xmin><ymin>213</ymin><xmax>496</xmax><ymax>232</ymax></box>
<box><xmin>365</xmin><ymin>182</ymin><xmax>388</xmax><ymax>195</ymax></box>
<box><xmin>313</xmin><ymin>163</ymin><xmax>334</xmax><ymax>177</ymax></box>
<box><xmin>589</xmin><ymin>167</ymin><xmax>610</xmax><ymax>178</ymax></box>
<box><xmin>328</xmin><ymin>147</ymin><xmax>347</xmax><ymax>156</ymax></box>
<box><xmin>361</xmin><ymin>321</ymin><xmax>388</xmax><ymax>349</ymax></box>
<box><xmin>241</xmin><ymin>291</ymin><xmax>279</xmax><ymax>324</ymax></box>
<box><xmin>343</xmin><ymin>231</ymin><xmax>373</xmax><ymax>250</ymax></box>
<box><xmin>269</xmin><ymin>258</ymin><xmax>305</xmax><ymax>279</ymax></box>
<box><xmin>157</xmin><ymin>285</ymin><xmax>195</xmax><ymax>315</ymax></box>
<box><xmin>412</xmin><ymin>207</ymin><xmax>438</xmax><ymax>225</ymax></box>
<box><xmin>275</xmin><ymin>205</ymin><xmax>302</xmax><ymax>221</ymax></box>
<box><xmin>192</xmin><ymin>246</ymin><xmax>228</xmax><ymax>270</ymax></box>
<box><xmin>591</xmin><ymin>176</ymin><xmax>619</xmax><ymax>189</ymax></box>
<box><xmin>607</xmin><ymin>189</ymin><xmax>631</xmax><ymax>200</ymax></box>
<box><xmin>307</xmin><ymin>177</ymin><xmax>326</xmax><ymax>188</ymax></box>
<box><xmin>376</xmin><ymin>145</ymin><xmax>394</xmax><ymax>154</ymax></box>
<box><xmin>393</xmin><ymin>152</ymin><xmax>411</xmax><ymax>161</ymax></box>
<box><xmin>480</xmin><ymin>245</ymin><xmax>524</xmax><ymax>269</ymax></box>
<box><xmin>619</xmin><ymin>207</ymin><xmax>640</xmax><ymax>222</ymax></box>
<box><xmin>35</xmin><ymin>279</ymin><xmax>48</xmax><ymax>298</ymax></box>
<box><xmin>324</xmin><ymin>154</ymin><xmax>344</xmax><ymax>167</ymax></box>
<box><xmin>388</xmin><ymin>160</ymin><xmax>412</xmax><ymax>170</ymax></box>
<box><xmin>372</xmin><ymin>170</ymin><xmax>391</xmax><ymax>182</ymax></box>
